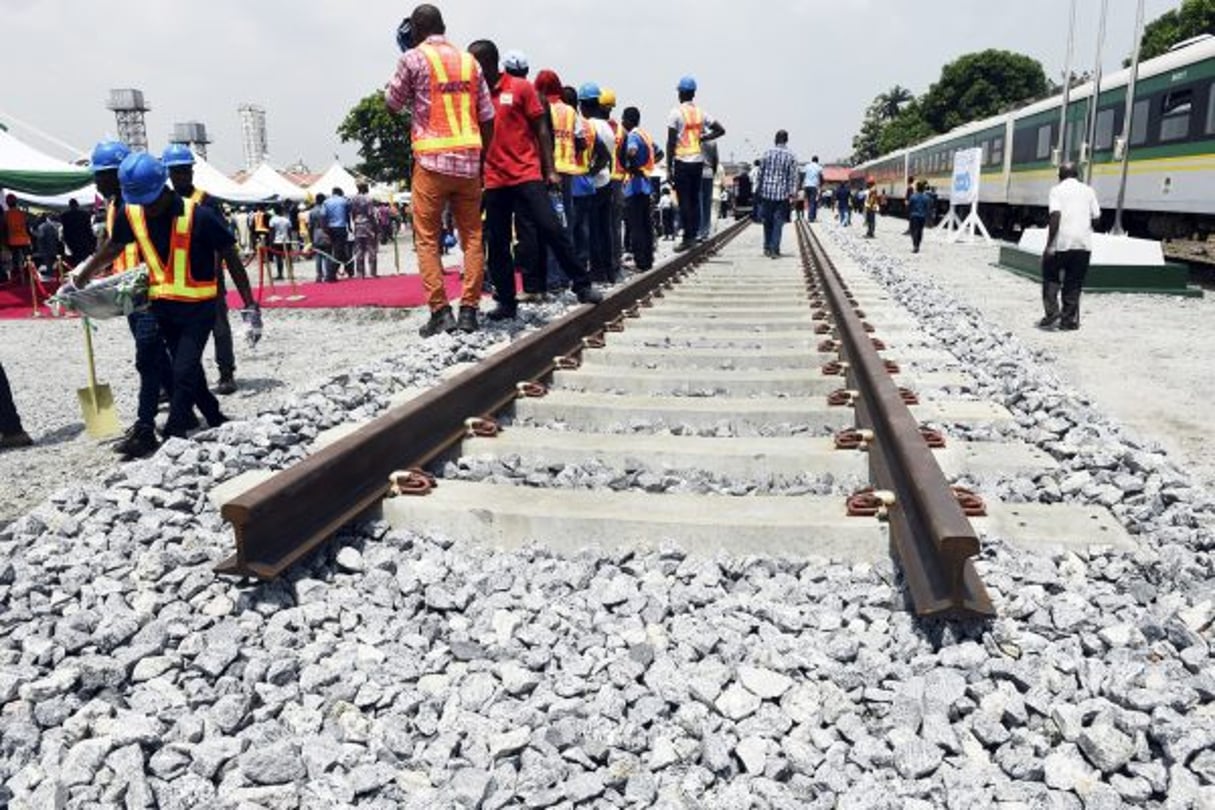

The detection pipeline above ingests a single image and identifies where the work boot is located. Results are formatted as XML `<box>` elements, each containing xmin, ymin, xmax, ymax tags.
<box><xmin>215</xmin><ymin>375</ymin><xmax>237</xmax><ymax>395</ymax></box>
<box><xmin>575</xmin><ymin>286</ymin><xmax>603</xmax><ymax>305</ymax></box>
<box><xmin>0</xmin><ymin>431</ymin><xmax>33</xmax><ymax>450</ymax></box>
<box><xmin>113</xmin><ymin>423</ymin><xmax>159</xmax><ymax>459</ymax></box>
<box><xmin>1037</xmin><ymin>314</ymin><xmax>1059</xmax><ymax>329</ymax></box>
<box><xmin>457</xmin><ymin>306</ymin><xmax>479</xmax><ymax>333</ymax></box>
<box><xmin>486</xmin><ymin>304</ymin><xmax>517</xmax><ymax>322</ymax></box>
<box><xmin>418</xmin><ymin>306</ymin><xmax>457</xmax><ymax>337</ymax></box>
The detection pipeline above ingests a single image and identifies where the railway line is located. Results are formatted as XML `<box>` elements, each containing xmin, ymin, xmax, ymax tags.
<box><xmin>218</xmin><ymin>222</ymin><xmax>1129</xmax><ymax>619</ymax></box>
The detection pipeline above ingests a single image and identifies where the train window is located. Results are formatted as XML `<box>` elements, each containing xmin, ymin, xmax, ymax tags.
<box><xmin>992</xmin><ymin>137</ymin><xmax>1004</xmax><ymax>166</ymax></box>
<box><xmin>1207</xmin><ymin>85</ymin><xmax>1215</xmax><ymax>134</ymax></box>
<box><xmin>981</xmin><ymin>140</ymin><xmax>991</xmax><ymax>164</ymax></box>
<box><xmin>1130</xmin><ymin>99</ymin><xmax>1150</xmax><ymax>144</ymax></box>
<box><xmin>1036</xmin><ymin>125</ymin><xmax>1051</xmax><ymax>159</ymax></box>
<box><xmin>1160</xmin><ymin>89</ymin><xmax>1192</xmax><ymax>141</ymax></box>
<box><xmin>1095</xmin><ymin>108</ymin><xmax>1116</xmax><ymax>150</ymax></box>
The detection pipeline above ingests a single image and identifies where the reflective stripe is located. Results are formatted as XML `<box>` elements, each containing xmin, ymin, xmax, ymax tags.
<box><xmin>608</xmin><ymin>119</ymin><xmax>626</xmax><ymax>181</ymax></box>
<box><xmin>414</xmin><ymin>43</ymin><xmax>481</xmax><ymax>155</ymax></box>
<box><xmin>126</xmin><ymin>200</ymin><xmax>217</xmax><ymax>302</ymax></box>
<box><xmin>575</xmin><ymin>115</ymin><xmax>597</xmax><ymax>173</ymax></box>
<box><xmin>551</xmin><ymin>102</ymin><xmax>580</xmax><ymax>174</ymax></box>
<box><xmin>637</xmin><ymin>128</ymin><xmax>656</xmax><ymax>175</ymax></box>
<box><xmin>676</xmin><ymin>103</ymin><xmax>704</xmax><ymax>159</ymax></box>
<box><xmin>189</xmin><ymin>189</ymin><xmax>207</xmax><ymax>206</ymax></box>
<box><xmin>106</xmin><ymin>201</ymin><xmax>140</xmax><ymax>273</ymax></box>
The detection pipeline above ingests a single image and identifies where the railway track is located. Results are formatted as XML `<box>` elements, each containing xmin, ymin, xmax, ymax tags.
<box><xmin>217</xmin><ymin>221</ymin><xmax>1130</xmax><ymax>619</ymax></box>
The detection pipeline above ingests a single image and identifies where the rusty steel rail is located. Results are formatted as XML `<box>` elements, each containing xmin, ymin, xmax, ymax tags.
<box><xmin>796</xmin><ymin>222</ymin><xmax>994</xmax><ymax>618</ymax></box>
<box><xmin>216</xmin><ymin>220</ymin><xmax>751</xmax><ymax>579</ymax></box>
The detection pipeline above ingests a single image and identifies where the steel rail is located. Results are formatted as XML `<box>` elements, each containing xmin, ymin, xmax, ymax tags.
<box><xmin>216</xmin><ymin>219</ymin><xmax>752</xmax><ymax>579</ymax></box>
<box><xmin>796</xmin><ymin>222</ymin><xmax>994</xmax><ymax>618</ymax></box>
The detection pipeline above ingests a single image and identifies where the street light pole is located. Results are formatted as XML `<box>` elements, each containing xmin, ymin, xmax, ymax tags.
<box><xmin>1083</xmin><ymin>0</ymin><xmax>1110</xmax><ymax>185</ymax></box>
<box><xmin>1112</xmin><ymin>0</ymin><xmax>1146</xmax><ymax>236</ymax></box>
<box><xmin>1055</xmin><ymin>0</ymin><xmax>1077</xmax><ymax>164</ymax></box>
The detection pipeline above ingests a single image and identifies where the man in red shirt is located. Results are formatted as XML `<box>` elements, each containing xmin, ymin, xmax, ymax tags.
<box><xmin>468</xmin><ymin>39</ymin><xmax>602</xmax><ymax>321</ymax></box>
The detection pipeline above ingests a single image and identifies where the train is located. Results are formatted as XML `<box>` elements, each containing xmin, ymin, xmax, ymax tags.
<box><xmin>857</xmin><ymin>34</ymin><xmax>1215</xmax><ymax>239</ymax></box>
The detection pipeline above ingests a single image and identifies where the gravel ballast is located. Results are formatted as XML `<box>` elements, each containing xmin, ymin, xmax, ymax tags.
<box><xmin>1</xmin><ymin>226</ymin><xmax>1212</xmax><ymax>808</ymax></box>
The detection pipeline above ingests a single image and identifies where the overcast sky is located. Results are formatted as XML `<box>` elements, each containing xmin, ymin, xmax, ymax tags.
<box><xmin>0</xmin><ymin>0</ymin><xmax>1180</xmax><ymax>173</ymax></box>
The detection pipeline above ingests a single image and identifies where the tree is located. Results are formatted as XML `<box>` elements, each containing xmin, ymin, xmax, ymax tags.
<box><xmin>337</xmin><ymin>90</ymin><xmax>412</xmax><ymax>185</ymax></box>
<box><xmin>851</xmin><ymin>98</ymin><xmax>887</xmax><ymax>163</ymax></box>
<box><xmin>1137</xmin><ymin>0</ymin><xmax>1215</xmax><ymax>61</ymax></box>
<box><xmin>877</xmin><ymin>85</ymin><xmax>914</xmax><ymax>121</ymax></box>
<box><xmin>919</xmin><ymin>50</ymin><xmax>1047</xmax><ymax>133</ymax></box>
<box><xmin>876</xmin><ymin>102</ymin><xmax>935</xmax><ymax>155</ymax></box>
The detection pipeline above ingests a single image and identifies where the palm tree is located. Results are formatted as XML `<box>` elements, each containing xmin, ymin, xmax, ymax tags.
<box><xmin>878</xmin><ymin>85</ymin><xmax>914</xmax><ymax>121</ymax></box>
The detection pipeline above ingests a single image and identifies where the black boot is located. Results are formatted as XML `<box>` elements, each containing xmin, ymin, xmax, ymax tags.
<box><xmin>457</xmin><ymin>306</ymin><xmax>479</xmax><ymax>333</ymax></box>
<box><xmin>418</xmin><ymin>306</ymin><xmax>457</xmax><ymax>337</ymax></box>
<box><xmin>113</xmin><ymin>423</ymin><xmax>160</xmax><ymax>459</ymax></box>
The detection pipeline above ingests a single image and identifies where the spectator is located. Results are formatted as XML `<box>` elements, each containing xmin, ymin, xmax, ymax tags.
<box><xmin>269</xmin><ymin>204</ymin><xmax>292</xmax><ymax>280</ymax></box>
<box><xmin>321</xmin><ymin>188</ymin><xmax>352</xmax><ymax>280</ymax></box>
<box><xmin>385</xmin><ymin>3</ymin><xmax>494</xmax><ymax>336</ymax></box>
<box><xmin>309</xmin><ymin>193</ymin><xmax>331</xmax><ymax>282</ymax></box>
<box><xmin>907</xmin><ymin>180</ymin><xmax>931</xmax><ymax>253</ymax></box>
<box><xmin>802</xmin><ymin>155</ymin><xmax>823</xmax><ymax>222</ymax></box>
<box><xmin>351</xmin><ymin>181</ymin><xmax>379</xmax><ymax>278</ymax></box>
<box><xmin>60</xmin><ymin>198</ymin><xmax>96</xmax><ymax>261</ymax></box>
<box><xmin>34</xmin><ymin>215</ymin><xmax>61</xmax><ymax>279</ymax></box>
<box><xmin>1041</xmin><ymin>163</ymin><xmax>1101</xmax><ymax>331</ymax></box>
<box><xmin>755</xmin><ymin>130</ymin><xmax>799</xmax><ymax>258</ymax></box>
<box><xmin>3</xmin><ymin>195</ymin><xmax>32</xmax><ymax>280</ymax></box>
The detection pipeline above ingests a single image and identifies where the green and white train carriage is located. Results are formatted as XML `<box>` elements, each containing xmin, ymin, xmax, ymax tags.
<box><xmin>860</xmin><ymin>34</ymin><xmax>1215</xmax><ymax>238</ymax></box>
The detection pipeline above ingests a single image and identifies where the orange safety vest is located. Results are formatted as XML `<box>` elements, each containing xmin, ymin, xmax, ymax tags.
<box><xmin>4</xmin><ymin>208</ymin><xmax>31</xmax><ymax>247</ymax></box>
<box><xmin>607</xmin><ymin>118</ymin><xmax>626</xmax><ymax>182</ymax></box>
<box><xmin>126</xmin><ymin>199</ymin><xmax>217</xmax><ymax>302</ymax></box>
<box><xmin>633</xmin><ymin>128</ymin><xmax>657</xmax><ymax>176</ymax></box>
<box><xmin>106</xmin><ymin>200</ymin><xmax>140</xmax><ymax>273</ymax></box>
<box><xmin>412</xmin><ymin>41</ymin><xmax>482</xmax><ymax>156</ymax></box>
<box><xmin>675</xmin><ymin>102</ymin><xmax>705</xmax><ymax>160</ymax></box>
<box><xmin>575</xmin><ymin>116</ymin><xmax>597</xmax><ymax>174</ymax></box>
<box><xmin>550</xmin><ymin>100</ymin><xmax>580</xmax><ymax>175</ymax></box>
<box><xmin>253</xmin><ymin>210</ymin><xmax>268</xmax><ymax>233</ymax></box>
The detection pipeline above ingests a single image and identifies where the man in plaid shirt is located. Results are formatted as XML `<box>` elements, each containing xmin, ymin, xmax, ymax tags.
<box><xmin>756</xmin><ymin>130</ymin><xmax>799</xmax><ymax>258</ymax></box>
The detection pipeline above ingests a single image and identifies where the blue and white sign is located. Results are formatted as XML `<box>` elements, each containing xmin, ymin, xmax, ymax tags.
<box><xmin>951</xmin><ymin>147</ymin><xmax>982</xmax><ymax>206</ymax></box>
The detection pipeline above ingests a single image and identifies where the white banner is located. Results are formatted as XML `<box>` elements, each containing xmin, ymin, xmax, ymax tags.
<box><xmin>950</xmin><ymin>147</ymin><xmax>982</xmax><ymax>206</ymax></box>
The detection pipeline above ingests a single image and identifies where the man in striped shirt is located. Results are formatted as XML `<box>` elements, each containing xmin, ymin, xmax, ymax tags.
<box><xmin>756</xmin><ymin>130</ymin><xmax>799</xmax><ymax>258</ymax></box>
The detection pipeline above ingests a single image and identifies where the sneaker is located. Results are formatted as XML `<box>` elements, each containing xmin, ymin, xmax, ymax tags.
<box><xmin>486</xmin><ymin>304</ymin><xmax>517</xmax><ymax>322</ymax></box>
<box><xmin>673</xmin><ymin>240</ymin><xmax>694</xmax><ymax>253</ymax></box>
<box><xmin>575</xmin><ymin>286</ymin><xmax>603</xmax><ymax>305</ymax></box>
<box><xmin>1037</xmin><ymin>315</ymin><xmax>1059</xmax><ymax>329</ymax></box>
<box><xmin>418</xmin><ymin>306</ymin><xmax>457</xmax><ymax>337</ymax></box>
<box><xmin>0</xmin><ymin>431</ymin><xmax>33</xmax><ymax>449</ymax></box>
<box><xmin>113</xmin><ymin>423</ymin><xmax>159</xmax><ymax>459</ymax></box>
<box><xmin>215</xmin><ymin>375</ymin><xmax>237</xmax><ymax>395</ymax></box>
<box><xmin>763</xmin><ymin>250</ymin><xmax>772</xmax><ymax>258</ymax></box>
<box><xmin>457</xmin><ymin>306</ymin><xmax>479</xmax><ymax>333</ymax></box>
<box><xmin>517</xmin><ymin>291</ymin><xmax>543</xmax><ymax>303</ymax></box>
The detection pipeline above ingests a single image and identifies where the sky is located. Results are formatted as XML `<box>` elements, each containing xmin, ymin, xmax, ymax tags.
<box><xmin>0</xmin><ymin>0</ymin><xmax>1183</xmax><ymax>174</ymax></box>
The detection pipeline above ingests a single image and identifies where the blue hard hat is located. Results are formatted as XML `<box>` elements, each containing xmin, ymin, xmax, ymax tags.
<box><xmin>90</xmin><ymin>140</ymin><xmax>131</xmax><ymax>173</ymax></box>
<box><xmin>678</xmin><ymin>75</ymin><xmax>697</xmax><ymax>93</ymax></box>
<box><xmin>162</xmin><ymin>143</ymin><xmax>196</xmax><ymax>168</ymax></box>
<box><xmin>118</xmin><ymin>152</ymin><xmax>168</xmax><ymax>206</ymax></box>
<box><xmin>577</xmin><ymin>82</ymin><xmax>601</xmax><ymax>102</ymax></box>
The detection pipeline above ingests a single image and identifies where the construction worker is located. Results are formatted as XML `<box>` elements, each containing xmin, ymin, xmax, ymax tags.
<box><xmin>533</xmin><ymin>70</ymin><xmax>583</xmax><ymax>292</ymax></box>
<box><xmin>2</xmin><ymin>195</ymin><xmax>32</xmax><ymax>281</ymax></box>
<box><xmin>252</xmin><ymin>206</ymin><xmax>270</xmax><ymax>260</ymax></box>
<box><xmin>575</xmin><ymin>83</ymin><xmax>615</xmax><ymax>283</ymax></box>
<box><xmin>385</xmin><ymin>3</ymin><xmax>494</xmax><ymax>336</ymax></box>
<box><xmin>163</xmin><ymin>143</ymin><xmax>238</xmax><ymax>396</ymax></box>
<box><xmin>666</xmin><ymin>76</ymin><xmax>725</xmax><ymax>252</ymax></box>
<box><xmin>83</xmin><ymin>140</ymin><xmax>174</xmax><ymax>458</ymax></box>
<box><xmin>72</xmin><ymin>153</ymin><xmax>262</xmax><ymax>449</ymax></box>
<box><xmin>599</xmin><ymin>87</ymin><xmax>626</xmax><ymax>280</ymax></box>
<box><xmin>619</xmin><ymin>107</ymin><xmax>662</xmax><ymax>272</ymax></box>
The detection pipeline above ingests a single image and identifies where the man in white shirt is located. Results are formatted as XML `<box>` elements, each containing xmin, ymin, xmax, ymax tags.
<box><xmin>802</xmin><ymin>155</ymin><xmax>823</xmax><ymax>222</ymax></box>
<box><xmin>269</xmin><ymin>206</ymin><xmax>292</xmax><ymax>281</ymax></box>
<box><xmin>1042</xmin><ymin>163</ymin><xmax>1101</xmax><ymax>330</ymax></box>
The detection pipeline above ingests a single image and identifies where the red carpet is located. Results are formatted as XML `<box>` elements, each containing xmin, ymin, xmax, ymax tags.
<box><xmin>0</xmin><ymin>265</ymin><xmax>486</xmax><ymax>319</ymax></box>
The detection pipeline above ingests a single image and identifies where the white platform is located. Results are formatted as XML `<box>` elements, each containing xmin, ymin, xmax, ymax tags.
<box><xmin>1017</xmin><ymin>228</ymin><xmax>1165</xmax><ymax>266</ymax></box>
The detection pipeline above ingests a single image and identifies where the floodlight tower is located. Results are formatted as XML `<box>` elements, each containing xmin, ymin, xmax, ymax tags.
<box><xmin>170</xmin><ymin>121</ymin><xmax>212</xmax><ymax>160</ymax></box>
<box><xmin>107</xmin><ymin>88</ymin><xmax>150</xmax><ymax>152</ymax></box>
<box><xmin>238</xmin><ymin>103</ymin><xmax>269</xmax><ymax>171</ymax></box>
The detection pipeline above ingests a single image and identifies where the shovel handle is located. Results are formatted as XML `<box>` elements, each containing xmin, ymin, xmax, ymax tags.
<box><xmin>82</xmin><ymin>318</ymin><xmax>99</xmax><ymax>390</ymax></box>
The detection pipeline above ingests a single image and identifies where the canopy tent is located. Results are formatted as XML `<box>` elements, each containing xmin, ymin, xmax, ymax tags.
<box><xmin>193</xmin><ymin>157</ymin><xmax>274</xmax><ymax>204</ymax></box>
<box><xmin>0</xmin><ymin>127</ymin><xmax>92</xmax><ymax>196</ymax></box>
<box><xmin>306</xmin><ymin>161</ymin><xmax>361</xmax><ymax>198</ymax></box>
<box><xmin>240</xmin><ymin>162</ymin><xmax>307</xmax><ymax>201</ymax></box>
<box><xmin>11</xmin><ymin>185</ymin><xmax>100</xmax><ymax>211</ymax></box>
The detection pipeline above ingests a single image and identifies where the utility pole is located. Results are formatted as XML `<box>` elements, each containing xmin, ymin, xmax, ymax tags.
<box><xmin>1083</xmin><ymin>0</ymin><xmax>1110</xmax><ymax>184</ymax></box>
<box><xmin>1055</xmin><ymin>0</ymin><xmax>1078</xmax><ymax>165</ymax></box>
<box><xmin>1112</xmin><ymin>0</ymin><xmax>1146</xmax><ymax>236</ymax></box>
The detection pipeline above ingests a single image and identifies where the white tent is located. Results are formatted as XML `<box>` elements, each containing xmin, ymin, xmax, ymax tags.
<box><xmin>239</xmin><ymin>161</ymin><xmax>306</xmax><ymax>201</ymax></box>
<box><xmin>193</xmin><ymin>157</ymin><xmax>273</xmax><ymax>204</ymax></box>
<box><xmin>0</xmin><ymin>127</ymin><xmax>93</xmax><ymax>199</ymax></box>
<box><xmin>306</xmin><ymin>161</ymin><xmax>361</xmax><ymax>198</ymax></box>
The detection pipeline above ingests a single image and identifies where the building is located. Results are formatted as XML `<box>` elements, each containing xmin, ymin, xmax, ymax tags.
<box><xmin>238</xmin><ymin>104</ymin><xmax>268</xmax><ymax>171</ymax></box>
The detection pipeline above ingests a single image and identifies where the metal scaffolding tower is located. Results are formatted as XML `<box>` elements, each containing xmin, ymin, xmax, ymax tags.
<box><xmin>169</xmin><ymin>121</ymin><xmax>212</xmax><ymax>160</ymax></box>
<box><xmin>107</xmin><ymin>88</ymin><xmax>150</xmax><ymax>152</ymax></box>
<box><xmin>238</xmin><ymin>103</ymin><xmax>268</xmax><ymax>170</ymax></box>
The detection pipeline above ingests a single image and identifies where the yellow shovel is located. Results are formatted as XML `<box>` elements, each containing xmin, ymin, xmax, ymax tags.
<box><xmin>76</xmin><ymin>318</ymin><xmax>121</xmax><ymax>439</ymax></box>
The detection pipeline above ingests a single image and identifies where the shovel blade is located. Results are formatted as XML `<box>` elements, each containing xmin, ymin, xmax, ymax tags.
<box><xmin>77</xmin><ymin>383</ymin><xmax>122</xmax><ymax>439</ymax></box>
